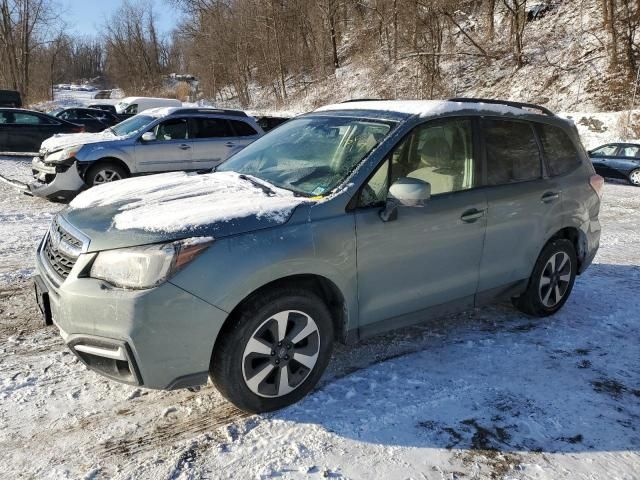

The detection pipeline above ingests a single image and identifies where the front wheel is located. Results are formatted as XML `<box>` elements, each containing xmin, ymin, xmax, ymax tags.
<box><xmin>85</xmin><ymin>162</ymin><xmax>128</xmax><ymax>187</ymax></box>
<box><xmin>513</xmin><ymin>239</ymin><xmax>577</xmax><ymax>317</ymax></box>
<box><xmin>210</xmin><ymin>288</ymin><xmax>334</xmax><ymax>413</ymax></box>
<box><xmin>629</xmin><ymin>168</ymin><xmax>640</xmax><ymax>186</ymax></box>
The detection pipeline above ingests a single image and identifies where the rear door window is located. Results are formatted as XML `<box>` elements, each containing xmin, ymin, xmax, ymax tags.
<box><xmin>483</xmin><ymin>119</ymin><xmax>541</xmax><ymax>185</ymax></box>
<box><xmin>191</xmin><ymin>118</ymin><xmax>233</xmax><ymax>138</ymax></box>
<box><xmin>229</xmin><ymin>120</ymin><xmax>258</xmax><ymax>137</ymax></box>
<box><xmin>14</xmin><ymin>113</ymin><xmax>46</xmax><ymax>125</ymax></box>
<box><xmin>537</xmin><ymin>124</ymin><xmax>580</xmax><ymax>176</ymax></box>
<box><xmin>620</xmin><ymin>145</ymin><xmax>640</xmax><ymax>158</ymax></box>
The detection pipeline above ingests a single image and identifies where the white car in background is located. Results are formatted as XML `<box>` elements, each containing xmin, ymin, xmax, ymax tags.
<box><xmin>116</xmin><ymin>97</ymin><xmax>182</xmax><ymax>115</ymax></box>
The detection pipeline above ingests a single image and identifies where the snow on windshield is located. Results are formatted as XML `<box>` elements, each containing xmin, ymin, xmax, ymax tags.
<box><xmin>69</xmin><ymin>171</ymin><xmax>308</xmax><ymax>232</ymax></box>
<box><xmin>110</xmin><ymin>115</ymin><xmax>155</xmax><ymax>136</ymax></box>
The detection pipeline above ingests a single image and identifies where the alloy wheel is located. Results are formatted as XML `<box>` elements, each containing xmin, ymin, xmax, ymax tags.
<box><xmin>538</xmin><ymin>251</ymin><xmax>572</xmax><ymax>308</ymax></box>
<box><xmin>630</xmin><ymin>169</ymin><xmax>640</xmax><ymax>186</ymax></box>
<box><xmin>93</xmin><ymin>169</ymin><xmax>122</xmax><ymax>184</ymax></box>
<box><xmin>242</xmin><ymin>310</ymin><xmax>320</xmax><ymax>398</ymax></box>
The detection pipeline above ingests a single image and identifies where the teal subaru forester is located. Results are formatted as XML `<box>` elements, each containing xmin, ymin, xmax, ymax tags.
<box><xmin>34</xmin><ymin>99</ymin><xmax>602</xmax><ymax>412</ymax></box>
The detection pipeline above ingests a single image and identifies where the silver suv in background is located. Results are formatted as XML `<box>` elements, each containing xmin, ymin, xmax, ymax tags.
<box><xmin>29</xmin><ymin>107</ymin><xmax>263</xmax><ymax>201</ymax></box>
<box><xmin>34</xmin><ymin>99</ymin><xmax>602</xmax><ymax>413</ymax></box>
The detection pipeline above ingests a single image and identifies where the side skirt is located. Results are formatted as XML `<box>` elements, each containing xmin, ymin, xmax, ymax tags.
<box><xmin>346</xmin><ymin>279</ymin><xmax>528</xmax><ymax>344</ymax></box>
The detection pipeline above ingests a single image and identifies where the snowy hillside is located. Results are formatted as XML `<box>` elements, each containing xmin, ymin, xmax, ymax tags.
<box><xmin>210</xmin><ymin>0</ymin><xmax>636</xmax><ymax>119</ymax></box>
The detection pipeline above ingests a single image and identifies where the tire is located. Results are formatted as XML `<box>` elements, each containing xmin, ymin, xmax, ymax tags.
<box><xmin>210</xmin><ymin>288</ymin><xmax>334</xmax><ymax>413</ymax></box>
<box><xmin>85</xmin><ymin>161</ymin><xmax>128</xmax><ymax>187</ymax></box>
<box><xmin>513</xmin><ymin>238</ymin><xmax>577</xmax><ymax>317</ymax></box>
<box><xmin>629</xmin><ymin>168</ymin><xmax>640</xmax><ymax>186</ymax></box>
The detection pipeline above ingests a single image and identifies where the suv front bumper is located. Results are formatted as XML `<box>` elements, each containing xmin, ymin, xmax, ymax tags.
<box><xmin>35</xmin><ymin>240</ymin><xmax>229</xmax><ymax>390</ymax></box>
<box><xmin>28</xmin><ymin>156</ymin><xmax>85</xmax><ymax>201</ymax></box>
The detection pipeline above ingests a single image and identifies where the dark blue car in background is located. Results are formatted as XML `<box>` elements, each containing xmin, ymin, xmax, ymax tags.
<box><xmin>589</xmin><ymin>143</ymin><xmax>640</xmax><ymax>186</ymax></box>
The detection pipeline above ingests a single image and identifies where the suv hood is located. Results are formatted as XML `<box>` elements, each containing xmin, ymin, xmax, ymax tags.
<box><xmin>62</xmin><ymin>171</ymin><xmax>309</xmax><ymax>252</ymax></box>
<box><xmin>40</xmin><ymin>130</ymin><xmax>121</xmax><ymax>155</ymax></box>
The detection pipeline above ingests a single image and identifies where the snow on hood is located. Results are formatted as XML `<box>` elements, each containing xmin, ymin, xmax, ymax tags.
<box><xmin>40</xmin><ymin>130</ymin><xmax>119</xmax><ymax>154</ymax></box>
<box><xmin>69</xmin><ymin>171</ymin><xmax>308</xmax><ymax>233</ymax></box>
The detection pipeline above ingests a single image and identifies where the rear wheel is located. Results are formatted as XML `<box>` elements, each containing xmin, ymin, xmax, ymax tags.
<box><xmin>85</xmin><ymin>162</ymin><xmax>128</xmax><ymax>187</ymax></box>
<box><xmin>210</xmin><ymin>288</ymin><xmax>334</xmax><ymax>413</ymax></box>
<box><xmin>513</xmin><ymin>239</ymin><xmax>577</xmax><ymax>317</ymax></box>
<box><xmin>629</xmin><ymin>168</ymin><xmax>640</xmax><ymax>186</ymax></box>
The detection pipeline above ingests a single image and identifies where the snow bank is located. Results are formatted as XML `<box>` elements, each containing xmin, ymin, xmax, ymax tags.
<box><xmin>69</xmin><ymin>171</ymin><xmax>307</xmax><ymax>232</ymax></box>
<box><xmin>560</xmin><ymin>110</ymin><xmax>640</xmax><ymax>149</ymax></box>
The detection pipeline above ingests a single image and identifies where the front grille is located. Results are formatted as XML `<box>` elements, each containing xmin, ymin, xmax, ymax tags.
<box><xmin>54</xmin><ymin>220</ymin><xmax>83</xmax><ymax>251</ymax></box>
<box><xmin>44</xmin><ymin>237</ymin><xmax>76</xmax><ymax>278</ymax></box>
<box><xmin>42</xmin><ymin>217</ymin><xmax>84</xmax><ymax>280</ymax></box>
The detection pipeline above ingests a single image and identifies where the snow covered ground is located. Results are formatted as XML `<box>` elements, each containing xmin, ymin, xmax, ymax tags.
<box><xmin>0</xmin><ymin>165</ymin><xmax>639</xmax><ymax>478</ymax></box>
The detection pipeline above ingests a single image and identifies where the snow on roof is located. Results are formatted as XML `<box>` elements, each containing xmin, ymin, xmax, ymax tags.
<box><xmin>69</xmin><ymin>171</ymin><xmax>307</xmax><ymax>232</ymax></box>
<box><xmin>315</xmin><ymin>100</ymin><xmax>543</xmax><ymax>118</ymax></box>
<box><xmin>142</xmin><ymin>107</ymin><xmax>183</xmax><ymax>117</ymax></box>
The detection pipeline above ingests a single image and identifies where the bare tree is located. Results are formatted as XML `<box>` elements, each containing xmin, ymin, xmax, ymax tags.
<box><xmin>502</xmin><ymin>0</ymin><xmax>528</xmax><ymax>68</ymax></box>
<box><xmin>0</xmin><ymin>0</ymin><xmax>60</xmax><ymax>102</ymax></box>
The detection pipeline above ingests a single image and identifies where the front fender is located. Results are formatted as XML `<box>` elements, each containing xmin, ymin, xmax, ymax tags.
<box><xmin>169</xmin><ymin>213</ymin><xmax>358</xmax><ymax>337</ymax></box>
<box><xmin>78</xmin><ymin>143</ymin><xmax>136</xmax><ymax>172</ymax></box>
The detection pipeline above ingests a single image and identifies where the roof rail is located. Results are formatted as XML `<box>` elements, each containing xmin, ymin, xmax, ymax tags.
<box><xmin>341</xmin><ymin>98</ymin><xmax>387</xmax><ymax>103</ymax></box>
<box><xmin>169</xmin><ymin>107</ymin><xmax>248</xmax><ymax>117</ymax></box>
<box><xmin>448</xmin><ymin>97</ymin><xmax>555</xmax><ymax>116</ymax></box>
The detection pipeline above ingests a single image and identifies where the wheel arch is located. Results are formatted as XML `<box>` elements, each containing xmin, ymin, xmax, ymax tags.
<box><xmin>545</xmin><ymin>226</ymin><xmax>587</xmax><ymax>273</ymax></box>
<box><xmin>80</xmin><ymin>156</ymin><xmax>131</xmax><ymax>181</ymax></box>
<box><xmin>93</xmin><ymin>157</ymin><xmax>131</xmax><ymax>175</ymax></box>
<box><xmin>214</xmin><ymin>274</ymin><xmax>349</xmax><ymax>354</ymax></box>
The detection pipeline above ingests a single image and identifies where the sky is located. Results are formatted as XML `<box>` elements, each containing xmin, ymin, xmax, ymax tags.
<box><xmin>59</xmin><ymin>0</ymin><xmax>178</xmax><ymax>37</ymax></box>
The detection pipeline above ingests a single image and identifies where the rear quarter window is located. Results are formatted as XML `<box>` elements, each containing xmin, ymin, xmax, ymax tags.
<box><xmin>538</xmin><ymin>124</ymin><xmax>581</xmax><ymax>176</ymax></box>
<box><xmin>191</xmin><ymin>118</ymin><xmax>233</xmax><ymax>138</ymax></box>
<box><xmin>230</xmin><ymin>120</ymin><xmax>258</xmax><ymax>137</ymax></box>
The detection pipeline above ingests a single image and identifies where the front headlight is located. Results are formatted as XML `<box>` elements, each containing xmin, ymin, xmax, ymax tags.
<box><xmin>90</xmin><ymin>237</ymin><xmax>213</xmax><ymax>289</ymax></box>
<box><xmin>45</xmin><ymin>145</ymin><xmax>83</xmax><ymax>164</ymax></box>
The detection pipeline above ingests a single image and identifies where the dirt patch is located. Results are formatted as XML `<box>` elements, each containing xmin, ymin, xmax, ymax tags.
<box><xmin>0</xmin><ymin>281</ymin><xmax>42</xmax><ymax>338</ymax></box>
<box><xmin>591</xmin><ymin>378</ymin><xmax>630</xmax><ymax>399</ymax></box>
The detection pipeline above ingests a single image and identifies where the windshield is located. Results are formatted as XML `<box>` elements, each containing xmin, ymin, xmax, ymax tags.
<box><xmin>111</xmin><ymin>115</ymin><xmax>155</xmax><ymax>137</ymax></box>
<box><xmin>218</xmin><ymin>116</ymin><xmax>393</xmax><ymax>196</ymax></box>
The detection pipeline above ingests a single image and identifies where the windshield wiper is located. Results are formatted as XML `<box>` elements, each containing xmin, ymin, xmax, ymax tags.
<box><xmin>239</xmin><ymin>174</ymin><xmax>276</xmax><ymax>196</ymax></box>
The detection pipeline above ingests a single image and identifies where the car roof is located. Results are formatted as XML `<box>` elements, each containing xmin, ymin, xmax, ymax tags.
<box><xmin>142</xmin><ymin>107</ymin><xmax>250</xmax><ymax>118</ymax></box>
<box><xmin>0</xmin><ymin>108</ymin><xmax>47</xmax><ymax>114</ymax></box>
<box><xmin>315</xmin><ymin>99</ymin><xmax>559</xmax><ymax>120</ymax></box>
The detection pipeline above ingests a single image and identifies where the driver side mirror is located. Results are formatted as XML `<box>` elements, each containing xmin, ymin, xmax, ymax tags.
<box><xmin>379</xmin><ymin>177</ymin><xmax>431</xmax><ymax>222</ymax></box>
<box><xmin>141</xmin><ymin>131</ymin><xmax>156</xmax><ymax>142</ymax></box>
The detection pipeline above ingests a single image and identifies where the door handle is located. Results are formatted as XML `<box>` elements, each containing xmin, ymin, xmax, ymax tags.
<box><xmin>179</xmin><ymin>144</ymin><xmax>191</xmax><ymax>150</ymax></box>
<box><xmin>541</xmin><ymin>192</ymin><xmax>560</xmax><ymax>203</ymax></box>
<box><xmin>225</xmin><ymin>141</ymin><xmax>235</xmax><ymax>147</ymax></box>
<box><xmin>460</xmin><ymin>208</ymin><xmax>486</xmax><ymax>223</ymax></box>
